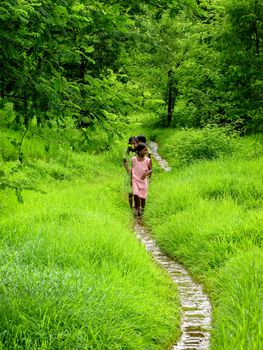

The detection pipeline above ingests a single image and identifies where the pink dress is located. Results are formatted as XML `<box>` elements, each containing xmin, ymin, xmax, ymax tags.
<box><xmin>132</xmin><ymin>156</ymin><xmax>151</xmax><ymax>199</ymax></box>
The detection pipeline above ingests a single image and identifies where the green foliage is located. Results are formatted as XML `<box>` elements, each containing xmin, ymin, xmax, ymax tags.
<box><xmin>0</xmin><ymin>153</ymin><xmax>46</xmax><ymax>204</ymax></box>
<box><xmin>0</xmin><ymin>0</ymin><xmax>143</xmax><ymax>131</ymax></box>
<box><xmin>145</xmin><ymin>130</ymin><xmax>263</xmax><ymax>349</ymax></box>
<box><xmin>1</xmin><ymin>0</ymin><xmax>263</xmax><ymax>132</ymax></box>
<box><xmin>211</xmin><ymin>248</ymin><xmax>263</xmax><ymax>349</ymax></box>
<box><xmin>0</xmin><ymin>100</ymin><xmax>15</xmax><ymax>128</ymax></box>
<box><xmin>0</xmin><ymin>136</ymin><xmax>179</xmax><ymax>349</ymax></box>
<box><xmin>0</xmin><ymin>176</ymin><xmax>44</xmax><ymax>204</ymax></box>
<box><xmin>173</xmin><ymin>0</ymin><xmax>263</xmax><ymax>130</ymax></box>
<box><xmin>208</xmin><ymin>0</ymin><xmax>263</xmax><ymax>131</ymax></box>
<box><xmin>122</xmin><ymin>0</ymin><xmax>263</xmax><ymax>132</ymax></box>
<box><xmin>150</xmin><ymin>127</ymin><xmax>235</xmax><ymax>167</ymax></box>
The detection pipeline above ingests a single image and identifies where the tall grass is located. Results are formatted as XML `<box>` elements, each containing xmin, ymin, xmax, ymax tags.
<box><xmin>0</xmin><ymin>129</ymin><xmax>180</xmax><ymax>349</ymax></box>
<box><xmin>149</xmin><ymin>127</ymin><xmax>237</xmax><ymax>168</ymax></box>
<box><xmin>145</xmin><ymin>130</ymin><xmax>263</xmax><ymax>349</ymax></box>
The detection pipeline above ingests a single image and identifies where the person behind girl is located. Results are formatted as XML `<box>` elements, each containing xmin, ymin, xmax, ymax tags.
<box><xmin>132</xmin><ymin>142</ymin><xmax>152</xmax><ymax>216</ymax></box>
<box><xmin>123</xmin><ymin>136</ymin><xmax>138</xmax><ymax>208</ymax></box>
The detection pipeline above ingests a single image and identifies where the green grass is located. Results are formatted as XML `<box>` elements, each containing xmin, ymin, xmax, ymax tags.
<box><xmin>211</xmin><ymin>248</ymin><xmax>263</xmax><ymax>350</ymax></box>
<box><xmin>149</xmin><ymin>127</ymin><xmax>238</xmax><ymax>168</ymax></box>
<box><xmin>145</xmin><ymin>130</ymin><xmax>263</xmax><ymax>349</ymax></box>
<box><xmin>0</xmin><ymin>129</ymin><xmax>180</xmax><ymax>349</ymax></box>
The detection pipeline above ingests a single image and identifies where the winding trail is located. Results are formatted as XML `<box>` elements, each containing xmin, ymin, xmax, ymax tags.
<box><xmin>133</xmin><ymin>141</ymin><xmax>212</xmax><ymax>350</ymax></box>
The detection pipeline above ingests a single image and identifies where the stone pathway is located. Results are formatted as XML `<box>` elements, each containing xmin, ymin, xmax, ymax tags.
<box><xmin>133</xmin><ymin>141</ymin><xmax>212</xmax><ymax>350</ymax></box>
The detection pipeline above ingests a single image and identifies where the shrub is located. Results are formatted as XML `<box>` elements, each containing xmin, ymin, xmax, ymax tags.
<box><xmin>152</xmin><ymin>127</ymin><xmax>236</xmax><ymax>167</ymax></box>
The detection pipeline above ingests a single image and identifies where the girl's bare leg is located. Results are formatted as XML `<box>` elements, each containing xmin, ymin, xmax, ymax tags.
<box><xmin>133</xmin><ymin>195</ymin><xmax>140</xmax><ymax>216</ymax></box>
<box><xmin>141</xmin><ymin>198</ymin><xmax>146</xmax><ymax>214</ymax></box>
<box><xmin>128</xmin><ymin>193</ymin><xmax>133</xmax><ymax>208</ymax></box>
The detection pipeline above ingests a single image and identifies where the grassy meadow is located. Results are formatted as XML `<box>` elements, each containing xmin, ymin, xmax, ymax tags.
<box><xmin>0</xmin><ymin>127</ymin><xmax>180</xmax><ymax>349</ymax></box>
<box><xmin>145</xmin><ymin>127</ymin><xmax>263</xmax><ymax>349</ymax></box>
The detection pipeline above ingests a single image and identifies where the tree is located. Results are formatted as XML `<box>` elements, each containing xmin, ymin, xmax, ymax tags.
<box><xmin>213</xmin><ymin>0</ymin><xmax>263</xmax><ymax>131</ymax></box>
<box><xmin>0</xmin><ymin>0</ymin><xmax>138</xmax><ymax>131</ymax></box>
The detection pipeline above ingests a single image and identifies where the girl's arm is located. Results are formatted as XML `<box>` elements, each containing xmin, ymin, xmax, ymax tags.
<box><xmin>142</xmin><ymin>159</ymin><xmax>152</xmax><ymax>179</ymax></box>
<box><xmin>148</xmin><ymin>158</ymin><xmax>152</xmax><ymax>177</ymax></box>
<box><xmin>147</xmin><ymin>160</ymin><xmax>152</xmax><ymax>176</ymax></box>
<box><xmin>123</xmin><ymin>158</ymin><xmax>130</xmax><ymax>173</ymax></box>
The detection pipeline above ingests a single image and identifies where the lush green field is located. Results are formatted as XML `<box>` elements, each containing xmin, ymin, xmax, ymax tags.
<box><xmin>0</xmin><ymin>129</ymin><xmax>180</xmax><ymax>349</ymax></box>
<box><xmin>2</xmin><ymin>124</ymin><xmax>263</xmax><ymax>349</ymax></box>
<box><xmin>146</xmin><ymin>128</ymin><xmax>263</xmax><ymax>349</ymax></box>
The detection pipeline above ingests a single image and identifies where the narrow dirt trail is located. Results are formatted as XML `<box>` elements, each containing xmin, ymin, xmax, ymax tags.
<box><xmin>133</xmin><ymin>141</ymin><xmax>212</xmax><ymax>350</ymax></box>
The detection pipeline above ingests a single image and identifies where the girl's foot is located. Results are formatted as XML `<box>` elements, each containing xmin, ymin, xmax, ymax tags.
<box><xmin>134</xmin><ymin>208</ymin><xmax>139</xmax><ymax>217</ymax></box>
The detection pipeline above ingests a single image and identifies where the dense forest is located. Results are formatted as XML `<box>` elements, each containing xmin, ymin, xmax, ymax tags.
<box><xmin>0</xmin><ymin>1</ymin><xmax>263</xmax><ymax>349</ymax></box>
<box><xmin>1</xmin><ymin>0</ymin><xmax>263</xmax><ymax>137</ymax></box>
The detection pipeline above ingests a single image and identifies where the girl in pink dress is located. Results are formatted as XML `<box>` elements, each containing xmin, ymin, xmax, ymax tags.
<box><xmin>132</xmin><ymin>143</ymin><xmax>152</xmax><ymax>216</ymax></box>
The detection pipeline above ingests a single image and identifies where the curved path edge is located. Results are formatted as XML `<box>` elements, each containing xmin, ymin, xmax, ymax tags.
<box><xmin>133</xmin><ymin>141</ymin><xmax>212</xmax><ymax>350</ymax></box>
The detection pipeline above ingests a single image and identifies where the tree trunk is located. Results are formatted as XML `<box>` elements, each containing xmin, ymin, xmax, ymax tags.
<box><xmin>167</xmin><ymin>69</ymin><xmax>175</xmax><ymax>127</ymax></box>
<box><xmin>254</xmin><ymin>0</ymin><xmax>260</xmax><ymax>54</ymax></box>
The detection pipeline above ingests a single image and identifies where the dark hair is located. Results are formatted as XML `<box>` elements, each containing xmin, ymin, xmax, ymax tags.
<box><xmin>137</xmin><ymin>135</ymin><xmax>146</xmax><ymax>143</ymax></box>
<box><xmin>136</xmin><ymin>142</ymin><xmax>147</xmax><ymax>154</ymax></box>
<box><xmin>128</xmin><ymin>136</ymin><xmax>137</xmax><ymax>143</ymax></box>
<box><xmin>127</xmin><ymin>136</ymin><xmax>138</xmax><ymax>154</ymax></box>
